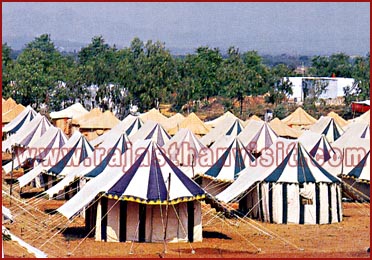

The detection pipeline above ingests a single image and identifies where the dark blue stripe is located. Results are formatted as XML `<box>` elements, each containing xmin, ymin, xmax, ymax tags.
<box><xmin>322</xmin><ymin>120</ymin><xmax>331</xmax><ymax>136</ymax></box>
<box><xmin>322</xmin><ymin>138</ymin><xmax>331</xmax><ymax>162</ymax></box>
<box><xmin>346</xmin><ymin>151</ymin><xmax>370</xmax><ymax>179</ymax></box>
<box><xmin>234</xmin><ymin>141</ymin><xmax>246</xmax><ymax>179</ymax></box>
<box><xmin>48</xmin><ymin>137</ymin><xmax>81</xmax><ymax>175</ymax></box>
<box><xmin>8</xmin><ymin>111</ymin><xmax>29</xmax><ymax>134</ymax></box>
<box><xmin>282</xmin><ymin>183</ymin><xmax>287</xmax><ymax>224</ymax></box>
<box><xmin>146</xmin><ymin>146</ymin><xmax>168</xmax><ymax>201</ymax></box>
<box><xmin>107</xmin><ymin>143</ymin><xmax>151</xmax><ymax>197</ymax></box>
<box><xmin>125</xmin><ymin>120</ymin><xmax>136</xmax><ymax>136</ymax></box>
<box><xmin>264</xmin><ymin>148</ymin><xmax>294</xmax><ymax>182</ymax></box>
<box><xmin>297</xmin><ymin>146</ymin><xmax>316</xmax><ymax>183</ymax></box>
<box><xmin>159</xmin><ymin>147</ymin><xmax>205</xmax><ymax>197</ymax></box>
<box><xmin>360</xmin><ymin>126</ymin><xmax>369</xmax><ymax>138</ymax></box>
<box><xmin>306</xmin><ymin>148</ymin><xmax>341</xmax><ymax>183</ymax></box>
<box><xmin>309</xmin><ymin>139</ymin><xmax>321</xmax><ymax>158</ymax></box>
<box><xmin>204</xmin><ymin>142</ymin><xmax>234</xmax><ymax>178</ymax></box>
<box><xmin>226</xmin><ymin>122</ymin><xmax>236</xmax><ymax>135</ymax></box>
<box><xmin>145</xmin><ymin>125</ymin><xmax>157</xmax><ymax>140</ymax></box>
<box><xmin>332</xmin><ymin>122</ymin><xmax>341</xmax><ymax>141</ymax></box>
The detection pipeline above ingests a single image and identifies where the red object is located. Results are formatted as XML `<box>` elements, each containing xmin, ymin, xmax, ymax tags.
<box><xmin>351</xmin><ymin>102</ymin><xmax>370</xmax><ymax>113</ymax></box>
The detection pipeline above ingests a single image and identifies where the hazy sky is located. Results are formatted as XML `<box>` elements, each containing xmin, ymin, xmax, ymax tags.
<box><xmin>2</xmin><ymin>2</ymin><xmax>370</xmax><ymax>55</ymax></box>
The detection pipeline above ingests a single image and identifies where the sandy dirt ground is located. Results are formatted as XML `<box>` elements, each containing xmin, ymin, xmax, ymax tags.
<box><xmin>2</xmin><ymin>183</ymin><xmax>370</xmax><ymax>258</ymax></box>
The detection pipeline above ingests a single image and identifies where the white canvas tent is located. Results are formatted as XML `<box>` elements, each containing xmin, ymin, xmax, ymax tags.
<box><xmin>2</xmin><ymin>106</ymin><xmax>37</xmax><ymax>137</ymax></box>
<box><xmin>308</xmin><ymin>116</ymin><xmax>344</xmax><ymax>143</ymax></box>
<box><xmin>205</xmin><ymin>111</ymin><xmax>242</xmax><ymax>128</ymax></box>
<box><xmin>2</xmin><ymin>127</ymin><xmax>67</xmax><ymax>174</ymax></box>
<box><xmin>129</xmin><ymin>120</ymin><xmax>170</xmax><ymax>147</ymax></box>
<box><xmin>17</xmin><ymin>131</ymin><xmax>94</xmax><ymax>190</ymax></box>
<box><xmin>57</xmin><ymin>140</ymin><xmax>205</xmax><ymax>243</ymax></box>
<box><xmin>2</xmin><ymin>115</ymin><xmax>52</xmax><ymax>152</ymax></box>
<box><xmin>217</xmin><ymin>138</ymin><xmax>342</xmax><ymax>224</ymax></box>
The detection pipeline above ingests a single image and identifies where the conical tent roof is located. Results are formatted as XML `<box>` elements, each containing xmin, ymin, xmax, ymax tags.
<box><xmin>163</xmin><ymin>128</ymin><xmax>206</xmax><ymax>168</ymax></box>
<box><xmin>205</xmin><ymin>111</ymin><xmax>240</xmax><ymax>128</ymax></box>
<box><xmin>163</xmin><ymin>113</ymin><xmax>185</xmax><ymax>131</ymax></box>
<box><xmin>139</xmin><ymin>108</ymin><xmax>168</xmax><ymax>126</ymax></box>
<box><xmin>193</xmin><ymin>136</ymin><xmax>255</xmax><ymax>182</ymax></box>
<box><xmin>50</xmin><ymin>103</ymin><xmax>89</xmax><ymax>119</ymax></box>
<box><xmin>2</xmin><ymin>106</ymin><xmax>37</xmax><ymax>135</ymax></box>
<box><xmin>168</xmin><ymin>112</ymin><xmax>210</xmax><ymax>136</ymax></box>
<box><xmin>57</xmin><ymin>140</ymin><xmax>205</xmax><ymax>219</ymax></box>
<box><xmin>129</xmin><ymin>120</ymin><xmax>170</xmax><ymax>146</ymax></box>
<box><xmin>3</xmin><ymin>126</ymin><xmax>67</xmax><ymax>174</ymax></box>
<box><xmin>45</xmin><ymin>130</ymin><xmax>131</xmax><ymax>198</ymax></box>
<box><xmin>282</xmin><ymin>107</ymin><xmax>317</xmax><ymax>127</ymax></box>
<box><xmin>298</xmin><ymin>131</ymin><xmax>336</xmax><ymax>164</ymax></box>
<box><xmin>71</xmin><ymin>108</ymin><xmax>103</xmax><ymax>125</ymax></box>
<box><xmin>2</xmin><ymin>115</ymin><xmax>52</xmax><ymax>152</ymax></box>
<box><xmin>105</xmin><ymin>140</ymin><xmax>205</xmax><ymax>204</ymax></box>
<box><xmin>2</xmin><ymin>104</ymin><xmax>25</xmax><ymax>124</ymax></box>
<box><xmin>201</xmin><ymin>117</ymin><xmax>244</xmax><ymax>147</ymax></box>
<box><xmin>90</xmin><ymin>114</ymin><xmax>143</xmax><ymax>147</ymax></box>
<box><xmin>309</xmin><ymin>116</ymin><xmax>344</xmax><ymax>143</ymax></box>
<box><xmin>341</xmin><ymin>151</ymin><xmax>370</xmax><ymax>183</ymax></box>
<box><xmin>79</xmin><ymin>110</ymin><xmax>120</xmax><ymax>129</ymax></box>
<box><xmin>268</xmin><ymin>118</ymin><xmax>302</xmax><ymax>139</ymax></box>
<box><xmin>238</xmin><ymin>120</ymin><xmax>278</xmax><ymax>153</ymax></box>
<box><xmin>2</xmin><ymin>98</ymin><xmax>17</xmax><ymax>113</ymax></box>
<box><xmin>17</xmin><ymin>131</ymin><xmax>94</xmax><ymax>188</ymax></box>
<box><xmin>327</xmin><ymin>111</ymin><xmax>348</xmax><ymax>128</ymax></box>
<box><xmin>334</xmin><ymin>122</ymin><xmax>370</xmax><ymax>149</ymax></box>
<box><xmin>217</xmin><ymin>138</ymin><xmax>340</xmax><ymax>203</ymax></box>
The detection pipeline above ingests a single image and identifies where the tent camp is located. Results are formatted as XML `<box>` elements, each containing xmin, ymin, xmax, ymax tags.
<box><xmin>44</xmin><ymin>130</ymin><xmax>130</xmax><ymax>199</ymax></box>
<box><xmin>163</xmin><ymin>113</ymin><xmax>185</xmax><ymax>132</ymax></box>
<box><xmin>282</xmin><ymin>107</ymin><xmax>317</xmax><ymax>129</ymax></box>
<box><xmin>2</xmin><ymin>115</ymin><xmax>52</xmax><ymax>152</ymax></box>
<box><xmin>129</xmin><ymin>120</ymin><xmax>170</xmax><ymax>147</ymax></box>
<box><xmin>17</xmin><ymin>131</ymin><xmax>93</xmax><ymax>193</ymax></box>
<box><xmin>50</xmin><ymin>103</ymin><xmax>89</xmax><ymax>136</ymax></box>
<box><xmin>2</xmin><ymin>127</ymin><xmax>67</xmax><ymax>174</ymax></box>
<box><xmin>308</xmin><ymin>116</ymin><xmax>344</xmax><ymax>143</ymax></box>
<box><xmin>205</xmin><ymin>111</ymin><xmax>241</xmax><ymax>128</ymax></box>
<box><xmin>139</xmin><ymin>108</ymin><xmax>168</xmax><ymax>126</ymax></box>
<box><xmin>217</xmin><ymin>138</ymin><xmax>342</xmax><ymax>225</ymax></box>
<box><xmin>90</xmin><ymin>114</ymin><xmax>143</xmax><ymax>147</ymax></box>
<box><xmin>268</xmin><ymin>118</ymin><xmax>302</xmax><ymax>139</ymax></box>
<box><xmin>78</xmin><ymin>110</ymin><xmax>120</xmax><ymax>141</ymax></box>
<box><xmin>192</xmin><ymin>136</ymin><xmax>255</xmax><ymax>195</ymax></box>
<box><xmin>201</xmin><ymin>117</ymin><xmax>244</xmax><ymax>147</ymax></box>
<box><xmin>163</xmin><ymin>128</ymin><xmax>206</xmax><ymax>169</ymax></box>
<box><xmin>327</xmin><ymin>111</ymin><xmax>349</xmax><ymax>128</ymax></box>
<box><xmin>57</xmin><ymin>140</ymin><xmax>205</xmax><ymax>243</ymax></box>
<box><xmin>2</xmin><ymin>104</ymin><xmax>25</xmax><ymax>126</ymax></box>
<box><xmin>2</xmin><ymin>106</ymin><xmax>37</xmax><ymax>138</ymax></box>
<box><xmin>168</xmin><ymin>113</ymin><xmax>210</xmax><ymax>136</ymax></box>
<box><xmin>237</xmin><ymin>120</ymin><xmax>277</xmax><ymax>155</ymax></box>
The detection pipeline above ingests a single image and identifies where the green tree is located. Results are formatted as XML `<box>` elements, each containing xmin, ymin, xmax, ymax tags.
<box><xmin>2</xmin><ymin>43</ymin><xmax>14</xmax><ymax>98</ymax></box>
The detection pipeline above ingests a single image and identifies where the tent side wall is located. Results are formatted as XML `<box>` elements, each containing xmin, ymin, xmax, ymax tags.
<box><xmin>95</xmin><ymin>199</ymin><xmax>202</xmax><ymax>242</ymax></box>
<box><xmin>240</xmin><ymin>182</ymin><xmax>342</xmax><ymax>224</ymax></box>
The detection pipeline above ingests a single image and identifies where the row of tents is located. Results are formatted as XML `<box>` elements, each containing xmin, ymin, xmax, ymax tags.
<box><xmin>2</xmin><ymin>99</ymin><xmax>370</xmax><ymax>244</ymax></box>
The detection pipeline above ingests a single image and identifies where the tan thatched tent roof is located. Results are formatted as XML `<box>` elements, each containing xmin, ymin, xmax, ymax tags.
<box><xmin>139</xmin><ymin>108</ymin><xmax>168</xmax><ymax>126</ymax></box>
<box><xmin>163</xmin><ymin>113</ymin><xmax>185</xmax><ymax>131</ymax></box>
<box><xmin>72</xmin><ymin>108</ymin><xmax>103</xmax><ymax>125</ymax></box>
<box><xmin>2</xmin><ymin>98</ymin><xmax>17</xmax><ymax>114</ymax></box>
<box><xmin>2</xmin><ymin>104</ymin><xmax>26</xmax><ymax>124</ymax></box>
<box><xmin>168</xmin><ymin>112</ymin><xmax>210</xmax><ymax>136</ymax></box>
<box><xmin>268</xmin><ymin>118</ymin><xmax>302</xmax><ymax>139</ymax></box>
<box><xmin>282</xmin><ymin>107</ymin><xmax>317</xmax><ymax>128</ymax></box>
<box><xmin>327</xmin><ymin>111</ymin><xmax>349</xmax><ymax>128</ymax></box>
<box><xmin>79</xmin><ymin>110</ymin><xmax>120</xmax><ymax>129</ymax></box>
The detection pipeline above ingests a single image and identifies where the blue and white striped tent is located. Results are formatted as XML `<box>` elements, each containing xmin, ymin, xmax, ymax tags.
<box><xmin>129</xmin><ymin>120</ymin><xmax>170</xmax><ymax>147</ymax></box>
<box><xmin>17</xmin><ymin>131</ymin><xmax>94</xmax><ymax>189</ymax></box>
<box><xmin>217</xmin><ymin>138</ymin><xmax>342</xmax><ymax>224</ymax></box>
<box><xmin>2</xmin><ymin>126</ymin><xmax>67</xmax><ymax>174</ymax></box>
<box><xmin>2</xmin><ymin>105</ymin><xmax>37</xmax><ymax>138</ymax></box>
<box><xmin>58</xmin><ymin>140</ymin><xmax>205</xmax><ymax>243</ymax></box>
<box><xmin>309</xmin><ymin>116</ymin><xmax>344</xmax><ymax>143</ymax></box>
<box><xmin>2</xmin><ymin>115</ymin><xmax>52</xmax><ymax>152</ymax></box>
<box><xmin>201</xmin><ymin>117</ymin><xmax>244</xmax><ymax>147</ymax></box>
<box><xmin>45</xmin><ymin>130</ymin><xmax>131</xmax><ymax>199</ymax></box>
<box><xmin>90</xmin><ymin>114</ymin><xmax>143</xmax><ymax>147</ymax></box>
<box><xmin>192</xmin><ymin>136</ymin><xmax>255</xmax><ymax>195</ymax></box>
<box><xmin>238</xmin><ymin>120</ymin><xmax>277</xmax><ymax>155</ymax></box>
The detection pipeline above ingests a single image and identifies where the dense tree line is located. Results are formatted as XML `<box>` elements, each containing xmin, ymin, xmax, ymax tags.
<box><xmin>2</xmin><ymin>34</ymin><xmax>370</xmax><ymax>117</ymax></box>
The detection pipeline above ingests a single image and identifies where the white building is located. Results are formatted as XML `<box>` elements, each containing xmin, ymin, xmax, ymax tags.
<box><xmin>285</xmin><ymin>77</ymin><xmax>356</xmax><ymax>104</ymax></box>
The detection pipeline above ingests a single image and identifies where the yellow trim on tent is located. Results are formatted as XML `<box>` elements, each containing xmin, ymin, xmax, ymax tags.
<box><xmin>104</xmin><ymin>193</ymin><xmax>206</xmax><ymax>205</ymax></box>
